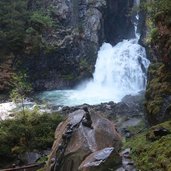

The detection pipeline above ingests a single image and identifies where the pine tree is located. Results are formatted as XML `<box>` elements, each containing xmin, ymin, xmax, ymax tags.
<box><xmin>0</xmin><ymin>0</ymin><xmax>28</xmax><ymax>54</ymax></box>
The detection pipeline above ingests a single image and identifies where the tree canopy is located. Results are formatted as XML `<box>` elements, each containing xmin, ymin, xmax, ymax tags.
<box><xmin>0</xmin><ymin>0</ymin><xmax>53</xmax><ymax>57</ymax></box>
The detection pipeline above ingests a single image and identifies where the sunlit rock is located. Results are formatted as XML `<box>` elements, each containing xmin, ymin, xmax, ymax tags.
<box><xmin>46</xmin><ymin>109</ymin><xmax>122</xmax><ymax>171</ymax></box>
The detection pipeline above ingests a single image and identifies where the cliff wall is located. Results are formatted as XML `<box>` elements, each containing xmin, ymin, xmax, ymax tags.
<box><xmin>0</xmin><ymin>0</ymin><xmax>134</xmax><ymax>92</ymax></box>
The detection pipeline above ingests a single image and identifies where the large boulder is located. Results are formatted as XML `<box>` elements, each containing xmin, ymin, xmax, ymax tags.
<box><xmin>46</xmin><ymin>109</ymin><xmax>122</xmax><ymax>171</ymax></box>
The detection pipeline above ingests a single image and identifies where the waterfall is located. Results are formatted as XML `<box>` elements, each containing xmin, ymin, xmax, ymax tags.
<box><xmin>86</xmin><ymin>40</ymin><xmax>149</xmax><ymax>95</ymax></box>
<box><xmin>38</xmin><ymin>0</ymin><xmax>150</xmax><ymax>106</ymax></box>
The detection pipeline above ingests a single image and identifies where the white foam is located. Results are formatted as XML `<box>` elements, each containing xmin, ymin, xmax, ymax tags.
<box><xmin>0</xmin><ymin>102</ymin><xmax>16</xmax><ymax>120</ymax></box>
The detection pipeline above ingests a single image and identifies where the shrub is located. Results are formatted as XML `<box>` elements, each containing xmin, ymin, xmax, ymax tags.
<box><xmin>30</xmin><ymin>11</ymin><xmax>53</xmax><ymax>32</ymax></box>
<box><xmin>150</xmin><ymin>28</ymin><xmax>158</xmax><ymax>41</ymax></box>
<box><xmin>0</xmin><ymin>110</ymin><xmax>63</xmax><ymax>168</ymax></box>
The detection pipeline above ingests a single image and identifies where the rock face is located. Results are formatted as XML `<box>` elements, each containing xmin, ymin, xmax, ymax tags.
<box><xmin>46</xmin><ymin>109</ymin><xmax>122</xmax><ymax>171</ymax></box>
<box><xmin>0</xmin><ymin>0</ymin><xmax>135</xmax><ymax>92</ymax></box>
<box><xmin>145</xmin><ymin>12</ymin><xmax>171</xmax><ymax>125</ymax></box>
<box><xmin>104</xmin><ymin>0</ymin><xmax>135</xmax><ymax>44</ymax></box>
<box><xmin>145</xmin><ymin>64</ymin><xmax>171</xmax><ymax>125</ymax></box>
<box><xmin>19</xmin><ymin>0</ymin><xmax>135</xmax><ymax>91</ymax></box>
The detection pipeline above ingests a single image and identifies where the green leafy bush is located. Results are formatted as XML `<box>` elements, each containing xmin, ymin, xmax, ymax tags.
<box><xmin>0</xmin><ymin>110</ymin><xmax>63</xmax><ymax>168</ymax></box>
<box><xmin>30</xmin><ymin>11</ymin><xmax>53</xmax><ymax>32</ymax></box>
<box><xmin>0</xmin><ymin>0</ymin><xmax>28</xmax><ymax>54</ymax></box>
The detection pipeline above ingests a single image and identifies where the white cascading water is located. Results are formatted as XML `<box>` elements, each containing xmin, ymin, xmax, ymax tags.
<box><xmin>38</xmin><ymin>0</ymin><xmax>150</xmax><ymax>106</ymax></box>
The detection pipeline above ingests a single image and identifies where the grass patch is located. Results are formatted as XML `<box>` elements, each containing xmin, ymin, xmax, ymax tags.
<box><xmin>124</xmin><ymin>120</ymin><xmax>171</xmax><ymax>171</ymax></box>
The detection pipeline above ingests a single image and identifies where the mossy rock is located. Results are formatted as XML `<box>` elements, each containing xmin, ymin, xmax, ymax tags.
<box><xmin>124</xmin><ymin>120</ymin><xmax>171</xmax><ymax>171</ymax></box>
<box><xmin>145</xmin><ymin>63</ymin><xmax>171</xmax><ymax>125</ymax></box>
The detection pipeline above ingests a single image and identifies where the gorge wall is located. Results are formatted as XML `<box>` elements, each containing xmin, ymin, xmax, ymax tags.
<box><xmin>0</xmin><ymin>0</ymin><xmax>135</xmax><ymax>92</ymax></box>
<box><xmin>145</xmin><ymin>11</ymin><xmax>171</xmax><ymax>125</ymax></box>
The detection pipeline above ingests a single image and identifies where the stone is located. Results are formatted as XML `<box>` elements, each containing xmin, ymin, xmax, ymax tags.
<box><xmin>122</xmin><ymin>128</ymin><xmax>133</xmax><ymax>138</ymax></box>
<box><xmin>78</xmin><ymin>147</ymin><xmax>121</xmax><ymax>171</ymax></box>
<box><xmin>19</xmin><ymin>152</ymin><xmax>41</xmax><ymax>164</ymax></box>
<box><xmin>121</xmin><ymin>148</ymin><xmax>131</xmax><ymax>158</ymax></box>
<box><xmin>153</xmin><ymin>127</ymin><xmax>170</xmax><ymax>137</ymax></box>
<box><xmin>82</xmin><ymin>107</ymin><xmax>93</xmax><ymax>129</ymax></box>
<box><xmin>116</xmin><ymin>167</ymin><xmax>125</xmax><ymax>171</ymax></box>
<box><xmin>52</xmin><ymin>1</ymin><xmax>69</xmax><ymax>21</ymax></box>
<box><xmin>117</xmin><ymin>148</ymin><xmax>136</xmax><ymax>171</ymax></box>
<box><xmin>46</xmin><ymin>109</ymin><xmax>122</xmax><ymax>171</ymax></box>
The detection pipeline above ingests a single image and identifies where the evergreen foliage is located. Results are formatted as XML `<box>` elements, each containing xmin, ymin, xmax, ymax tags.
<box><xmin>142</xmin><ymin>0</ymin><xmax>171</xmax><ymax>44</ymax></box>
<box><xmin>10</xmin><ymin>72</ymin><xmax>32</xmax><ymax>115</ymax></box>
<box><xmin>10</xmin><ymin>72</ymin><xmax>32</xmax><ymax>103</ymax></box>
<box><xmin>142</xmin><ymin>0</ymin><xmax>171</xmax><ymax>18</ymax></box>
<box><xmin>0</xmin><ymin>110</ymin><xmax>63</xmax><ymax>168</ymax></box>
<box><xmin>0</xmin><ymin>0</ymin><xmax>28</xmax><ymax>54</ymax></box>
<box><xmin>0</xmin><ymin>0</ymin><xmax>53</xmax><ymax>57</ymax></box>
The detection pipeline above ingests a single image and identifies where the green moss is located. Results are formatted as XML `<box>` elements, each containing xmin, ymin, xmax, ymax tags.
<box><xmin>150</xmin><ymin>28</ymin><xmax>159</xmax><ymax>41</ymax></box>
<box><xmin>145</xmin><ymin>63</ymin><xmax>171</xmax><ymax>124</ymax></box>
<box><xmin>62</xmin><ymin>74</ymin><xmax>74</xmax><ymax>81</ymax></box>
<box><xmin>79</xmin><ymin>58</ymin><xmax>89</xmax><ymax>68</ymax></box>
<box><xmin>37</xmin><ymin>155</ymin><xmax>48</xmax><ymax>163</ymax></box>
<box><xmin>30</xmin><ymin>11</ymin><xmax>53</xmax><ymax>31</ymax></box>
<box><xmin>144</xmin><ymin>18</ymin><xmax>155</xmax><ymax>44</ymax></box>
<box><xmin>124</xmin><ymin>121</ymin><xmax>171</xmax><ymax>171</ymax></box>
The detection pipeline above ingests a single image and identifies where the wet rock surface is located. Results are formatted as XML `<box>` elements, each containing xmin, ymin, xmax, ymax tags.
<box><xmin>104</xmin><ymin>0</ymin><xmax>135</xmax><ymax>45</ymax></box>
<box><xmin>46</xmin><ymin>108</ymin><xmax>122</xmax><ymax>171</ymax></box>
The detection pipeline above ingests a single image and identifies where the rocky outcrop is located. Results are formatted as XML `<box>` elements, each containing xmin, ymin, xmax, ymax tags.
<box><xmin>17</xmin><ymin>0</ymin><xmax>135</xmax><ymax>91</ymax></box>
<box><xmin>1</xmin><ymin>0</ymin><xmax>135</xmax><ymax>92</ymax></box>
<box><xmin>46</xmin><ymin>108</ymin><xmax>122</xmax><ymax>171</ymax></box>
<box><xmin>145</xmin><ymin>12</ymin><xmax>171</xmax><ymax>125</ymax></box>
<box><xmin>104</xmin><ymin>0</ymin><xmax>135</xmax><ymax>45</ymax></box>
<box><xmin>145</xmin><ymin>63</ymin><xmax>171</xmax><ymax>125</ymax></box>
